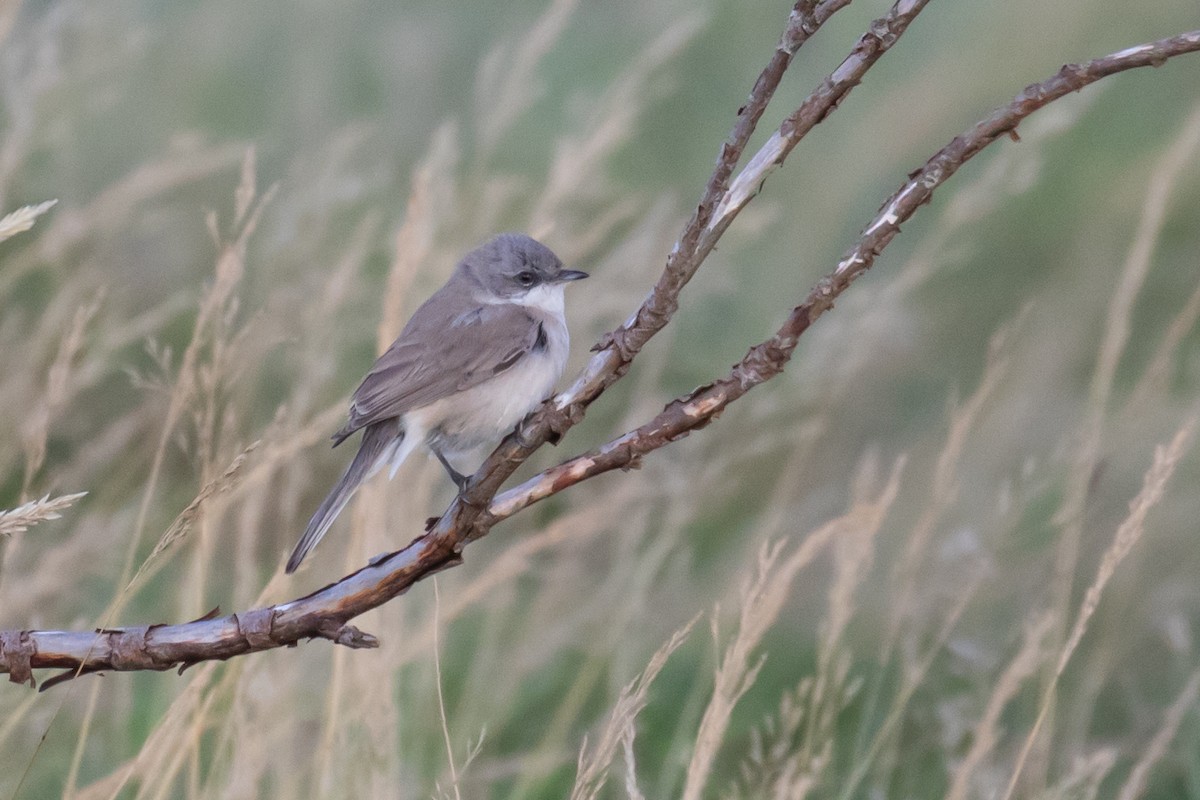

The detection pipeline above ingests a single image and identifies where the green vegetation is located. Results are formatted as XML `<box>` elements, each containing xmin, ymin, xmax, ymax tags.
<box><xmin>1</xmin><ymin>1</ymin><xmax>1199</xmax><ymax>798</ymax></box>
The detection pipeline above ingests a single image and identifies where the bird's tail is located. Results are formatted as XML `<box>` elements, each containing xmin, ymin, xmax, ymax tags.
<box><xmin>285</xmin><ymin>423</ymin><xmax>399</xmax><ymax>573</ymax></box>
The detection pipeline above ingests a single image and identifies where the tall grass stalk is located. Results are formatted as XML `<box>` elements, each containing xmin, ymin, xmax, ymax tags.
<box><xmin>2</xmin><ymin>4</ymin><xmax>1199</xmax><ymax>799</ymax></box>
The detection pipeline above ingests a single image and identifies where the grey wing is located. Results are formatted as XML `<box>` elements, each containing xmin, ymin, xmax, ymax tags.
<box><xmin>333</xmin><ymin>302</ymin><xmax>542</xmax><ymax>443</ymax></box>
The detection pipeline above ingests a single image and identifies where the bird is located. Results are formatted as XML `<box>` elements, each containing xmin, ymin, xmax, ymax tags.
<box><xmin>285</xmin><ymin>233</ymin><xmax>587</xmax><ymax>573</ymax></box>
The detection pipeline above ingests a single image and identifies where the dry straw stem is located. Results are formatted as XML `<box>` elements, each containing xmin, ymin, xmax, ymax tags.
<box><xmin>528</xmin><ymin>12</ymin><xmax>706</xmax><ymax>242</ymax></box>
<box><xmin>1124</xmin><ymin>101</ymin><xmax>1200</xmax><ymax>409</ymax></box>
<box><xmin>69</xmin><ymin>574</ymin><xmax>309</xmax><ymax>799</ymax></box>
<box><xmin>0</xmin><ymin>0</ymin><xmax>19</xmax><ymax>47</ymax></box>
<box><xmin>621</xmin><ymin>724</ymin><xmax>648</xmax><ymax>800</ymax></box>
<box><xmin>68</xmin><ymin>666</ymin><xmax>227</xmax><ymax>800</ymax></box>
<box><xmin>0</xmin><ymin>693</ymin><xmax>38</xmax><ymax>755</ymax></box>
<box><xmin>838</xmin><ymin>571</ymin><xmax>983</xmax><ymax>800</ymax></box>
<box><xmin>0</xmin><ymin>199</ymin><xmax>56</xmax><ymax>243</ymax></box>
<box><xmin>20</xmin><ymin>290</ymin><xmax>104</xmax><ymax>495</ymax></box>
<box><xmin>381</xmin><ymin>123</ymin><xmax>458</xmax><ymax>347</ymax></box>
<box><xmin>1050</xmin><ymin>97</ymin><xmax>1200</xmax><ymax>662</ymax></box>
<box><xmin>797</xmin><ymin>452</ymin><xmax>901</xmax><ymax>776</ymax></box>
<box><xmin>570</xmin><ymin>616</ymin><xmax>697</xmax><ymax>800</ymax></box>
<box><xmin>2</xmin><ymin>24</ymin><xmax>1200</xmax><ymax>685</ymax></box>
<box><xmin>1001</xmin><ymin>419</ymin><xmax>1197</xmax><ymax>800</ymax></box>
<box><xmin>0</xmin><ymin>492</ymin><xmax>87</xmax><ymax>538</ymax></box>
<box><xmin>731</xmin><ymin>678</ymin><xmax>822</xmax><ymax>800</ymax></box>
<box><xmin>943</xmin><ymin>612</ymin><xmax>1054</xmax><ymax>800</ymax></box>
<box><xmin>850</xmin><ymin>315</ymin><xmax>1017</xmax><ymax>769</ymax></box>
<box><xmin>1058</xmin><ymin>422</ymin><xmax>1196</xmax><ymax>679</ymax></box>
<box><xmin>124</xmin><ymin>442</ymin><xmax>261</xmax><ymax>594</ymax></box>
<box><xmin>1044</xmin><ymin>749</ymin><xmax>1118</xmax><ymax>800</ymax></box>
<box><xmin>474</xmin><ymin>0</ymin><xmax>578</xmax><ymax>156</ymax></box>
<box><xmin>892</xmin><ymin>321</ymin><xmax>1014</xmax><ymax>617</ymax></box>
<box><xmin>1029</xmin><ymin>104</ymin><xmax>1200</xmax><ymax>779</ymax></box>
<box><xmin>1116</xmin><ymin>668</ymin><xmax>1200</xmax><ymax>800</ymax></box>
<box><xmin>0</xmin><ymin>142</ymin><xmax>246</xmax><ymax>297</ymax></box>
<box><xmin>722</xmin><ymin>456</ymin><xmax>899</xmax><ymax>800</ymax></box>
<box><xmin>432</xmin><ymin>579</ymin><xmax>462</xmax><ymax>800</ymax></box>
<box><xmin>114</xmin><ymin>155</ymin><xmax>273</xmax><ymax>621</ymax></box>
<box><xmin>682</xmin><ymin>459</ymin><xmax>903</xmax><ymax>800</ymax></box>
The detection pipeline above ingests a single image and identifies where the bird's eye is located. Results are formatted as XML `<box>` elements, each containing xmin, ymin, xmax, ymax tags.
<box><xmin>515</xmin><ymin>271</ymin><xmax>536</xmax><ymax>287</ymax></box>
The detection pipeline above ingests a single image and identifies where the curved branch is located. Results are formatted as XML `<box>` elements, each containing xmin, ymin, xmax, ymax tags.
<box><xmin>489</xmin><ymin>28</ymin><xmax>1200</xmax><ymax>514</ymax></box>
<box><xmin>3</xmin><ymin>19</ymin><xmax>1197</xmax><ymax>687</ymax></box>
<box><xmin>0</xmin><ymin>0</ymin><xmax>850</xmax><ymax>689</ymax></box>
<box><xmin>467</xmin><ymin>0</ymin><xmax>931</xmax><ymax>499</ymax></box>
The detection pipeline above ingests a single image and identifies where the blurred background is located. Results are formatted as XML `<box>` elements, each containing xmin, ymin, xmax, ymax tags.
<box><xmin>1</xmin><ymin>1</ymin><xmax>1199</xmax><ymax>798</ymax></box>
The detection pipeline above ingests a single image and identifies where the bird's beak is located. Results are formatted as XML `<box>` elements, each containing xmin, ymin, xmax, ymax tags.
<box><xmin>556</xmin><ymin>269</ymin><xmax>589</xmax><ymax>282</ymax></box>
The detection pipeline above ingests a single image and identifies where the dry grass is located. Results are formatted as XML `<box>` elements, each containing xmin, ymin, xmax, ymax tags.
<box><xmin>0</xmin><ymin>199</ymin><xmax>56</xmax><ymax>244</ymax></box>
<box><xmin>571</xmin><ymin>616</ymin><xmax>696</xmax><ymax>800</ymax></box>
<box><xmin>0</xmin><ymin>492</ymin><xmax>87</xmax><ymax>539</ymax></box>
<box><xmin>683</xmin><ymin>458</ymin><xmax>903</xmax><ymax>800</ymax></box>
<box><xmin>1</xmin><ymin>3</ymin><xmax>1199</xmax><ymax>800</ymax></box>
<box><xmin>944</xmin><ymin>611</ymin><xmax>1053</xmax><ymax>800</ymax></box>
<box><xmin>1002</xmin><ymin>419</ymin><xmax>1195</xmax><ymax>800</ymax></box>
<box><xmin>1050</xmin><ymin>98</ymin><xmax>1200</xmax><ymax>643</ymax></box>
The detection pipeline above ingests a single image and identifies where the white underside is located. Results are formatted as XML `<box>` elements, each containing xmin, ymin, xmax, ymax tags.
<box><xmin>370</xmin><ymin>307</ymin><xmax>569</xmax><ymax>480</ymax></box>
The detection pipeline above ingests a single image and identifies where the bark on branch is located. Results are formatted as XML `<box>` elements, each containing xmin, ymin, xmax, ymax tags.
<box><xmin>3</xmin><ymin>7</ymin><xmax>1198</xmax><ymax>687</ymax></box>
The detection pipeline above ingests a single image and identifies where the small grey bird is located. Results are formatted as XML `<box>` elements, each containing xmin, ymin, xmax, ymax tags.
<box><xmin>286</xmin><ymin>233</ymin><xmax>587</xmax><ymax>573</ymax></box>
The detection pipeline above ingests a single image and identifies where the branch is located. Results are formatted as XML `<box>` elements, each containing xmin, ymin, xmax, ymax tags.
<box><xmin>489</xmin><ymin>29</ymin><xmax>1200</xmax><ymax>514</ymax></box>
<box><xmin>3</xmin><ymin>17</ymin><xmax>1197</xmax><ymax>686</ymax></box>
<box><xmin>0</xmin><ymin>0</ymin><xmax>850</xmax><ymax>689</ymax></box>
<box><xmin>463</xmin><ymin>0</ymin><xmax>928</xmax><ymax>506</ymax></box>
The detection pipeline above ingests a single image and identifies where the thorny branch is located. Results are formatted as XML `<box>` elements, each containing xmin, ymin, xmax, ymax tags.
<box><xmin>3</xmin><ymin>9</ymin><xmax>1199</xmax><ymax>686</ymax></box>
<box><xmin>439</xmin><ymin>0</ymin><xmax>931</xmax><ymax>560</ymax></box>
<box><xmin>488</xmin><ymin>29</ymin><xmax>1200</xmax><ymax>515</ymax></box>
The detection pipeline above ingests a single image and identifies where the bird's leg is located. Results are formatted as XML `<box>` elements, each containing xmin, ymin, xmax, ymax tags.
<box><xmin>430</xmin><ymin>444</ymin><xmax>471</xmax><ymax>492</ymax></box>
